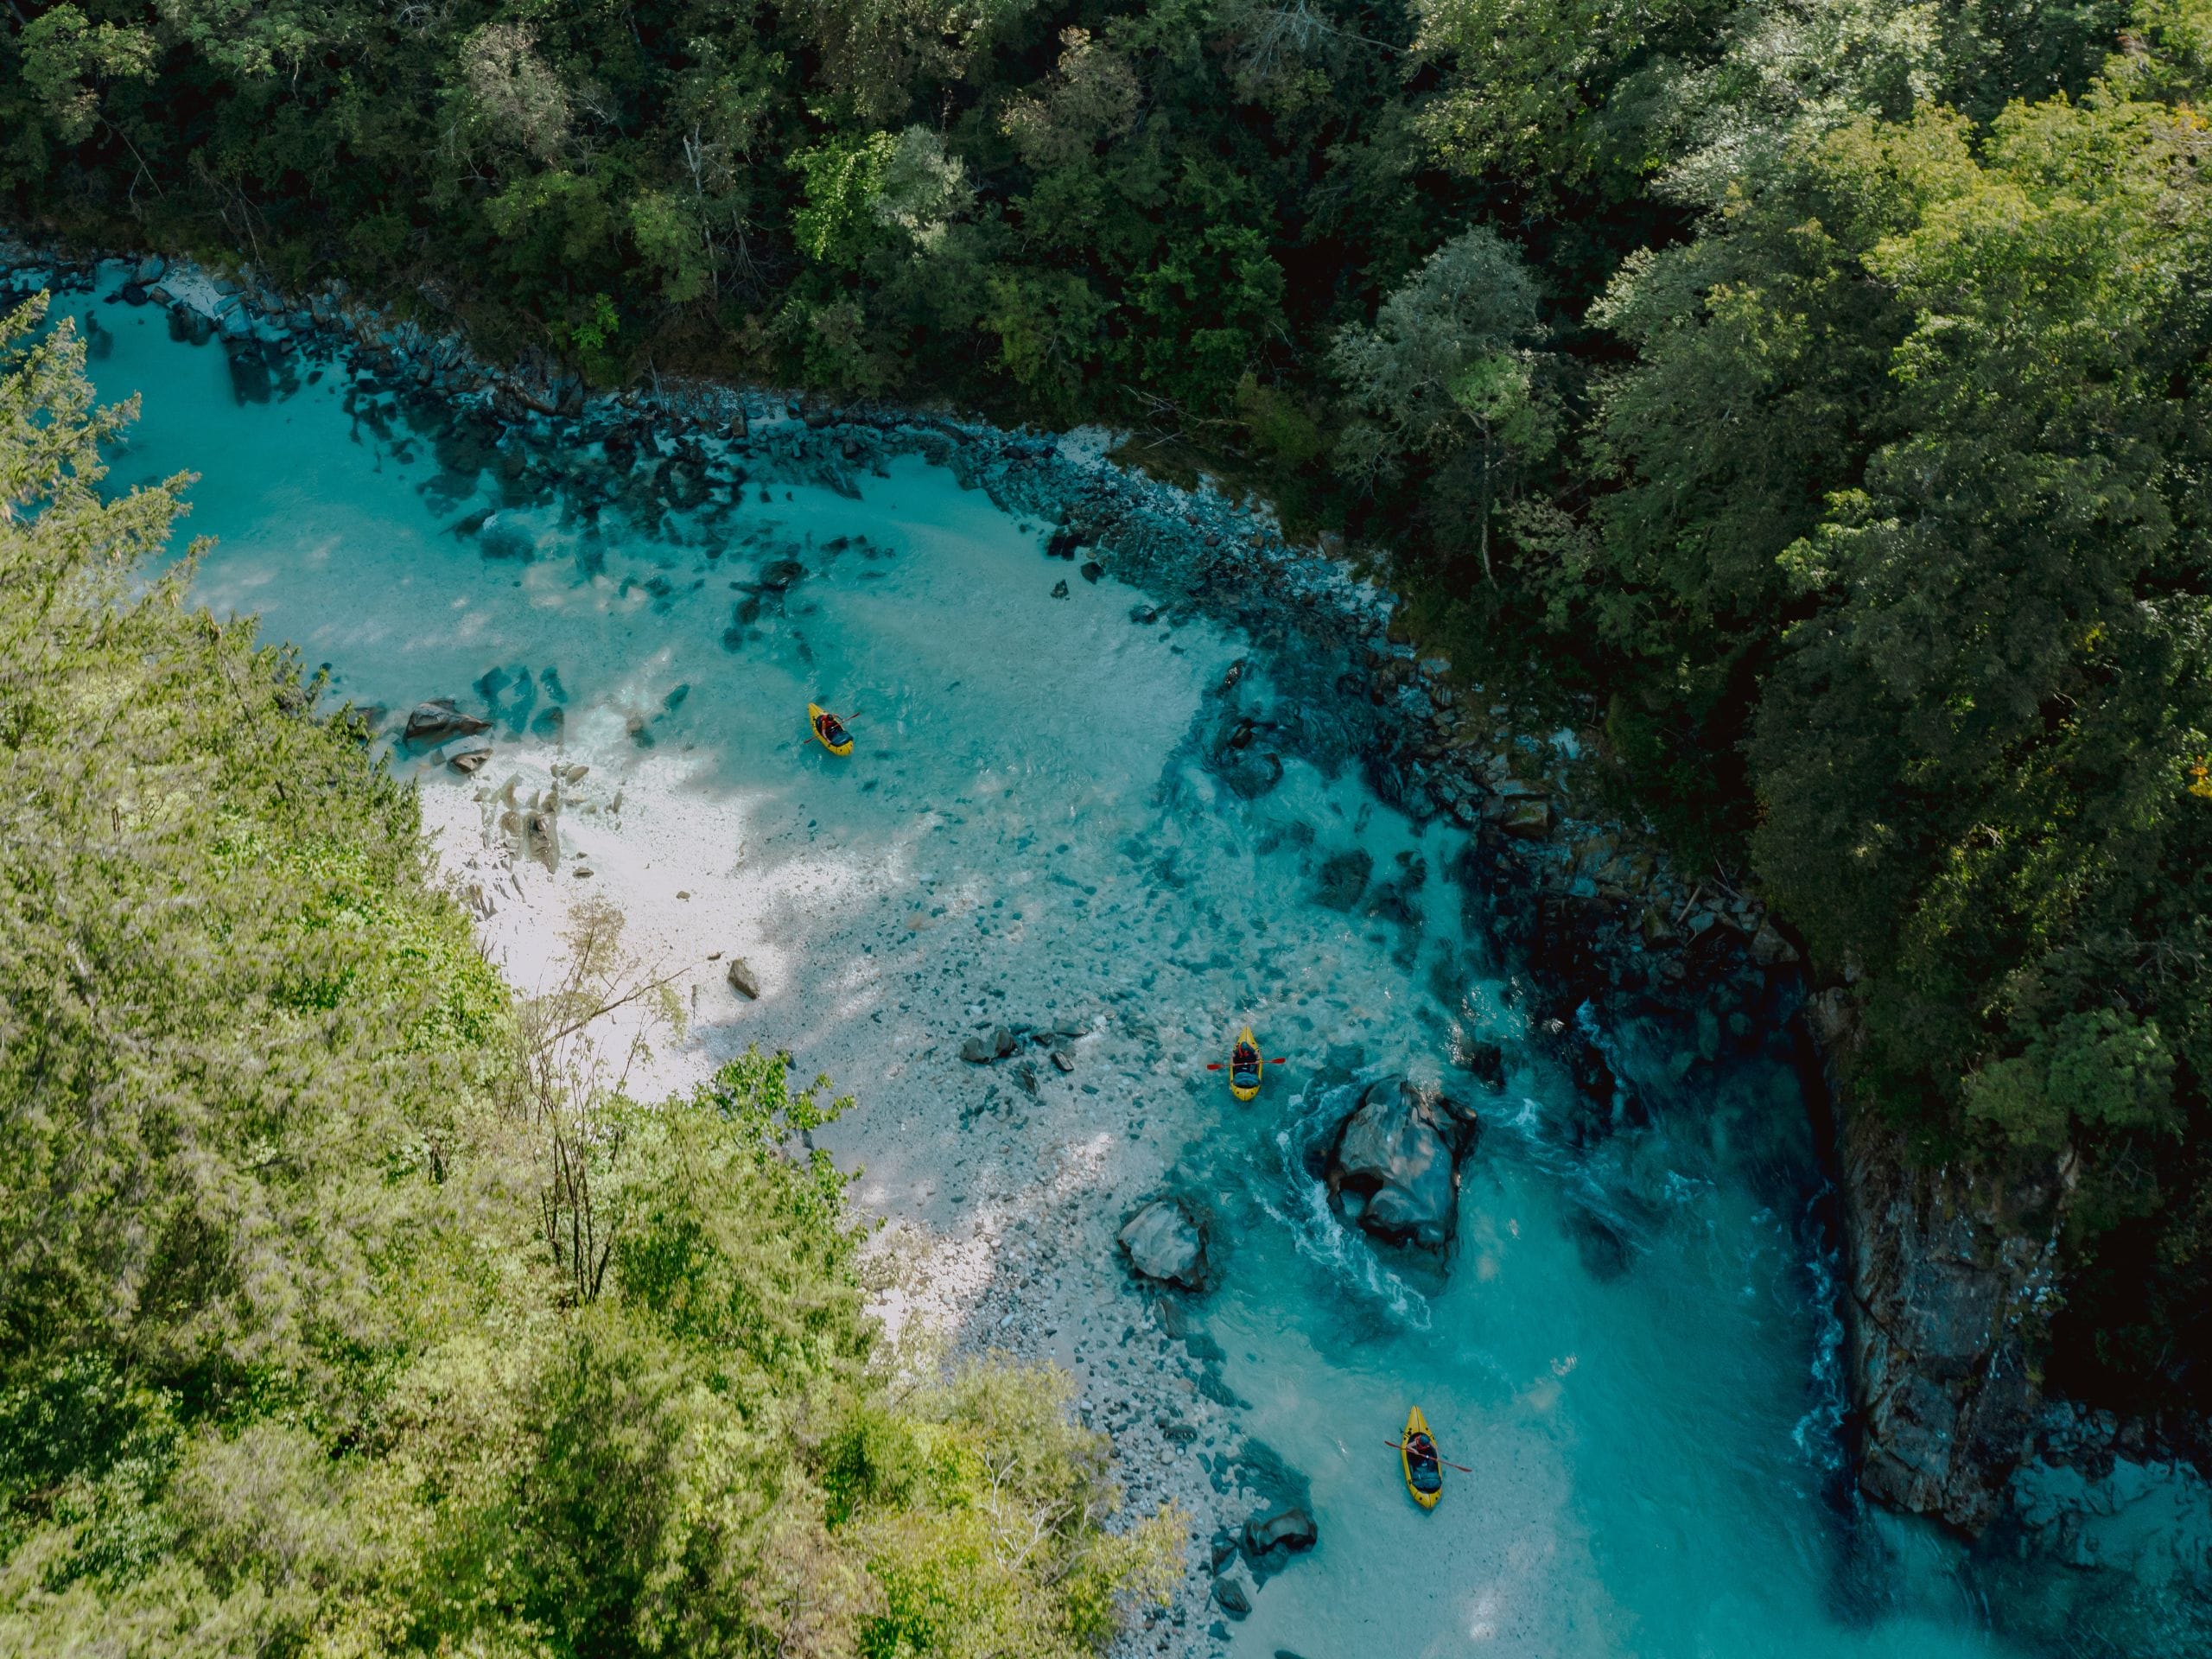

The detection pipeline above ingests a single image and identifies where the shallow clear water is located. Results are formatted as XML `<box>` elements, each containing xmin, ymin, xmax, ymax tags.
<box><xmin>56</xmin><ymin>275</ymin><xmax>2204</xmax><ymax>1658</ymax></box>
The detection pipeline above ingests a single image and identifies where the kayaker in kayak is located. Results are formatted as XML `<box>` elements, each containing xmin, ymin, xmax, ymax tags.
<box><xmin>1230</xmin><ymin>1036</ymin><xmax>1261</xmax><ymax>1094</ymax></box>
<box><xmin>1403</xmin><ymin>1431</ymin><xmax>1443</xmax><ymax>1495</ymax></box>
<box><xmin>812</xmin><ymin>707</ymin><xmax>850</xmax><ymax>750</ymax></box>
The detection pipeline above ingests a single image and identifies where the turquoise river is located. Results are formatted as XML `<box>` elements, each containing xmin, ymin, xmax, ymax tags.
<box><xmin>43</xmin><ymin>264</ymin><xmax>2212</xmax><ymax>1659</ymax></box>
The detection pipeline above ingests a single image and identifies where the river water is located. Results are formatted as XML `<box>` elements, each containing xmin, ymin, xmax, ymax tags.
<box><xmin>45</xmin><ymin>266</ymin><xmax>2210</xmax><ymax>1658</ymax></box>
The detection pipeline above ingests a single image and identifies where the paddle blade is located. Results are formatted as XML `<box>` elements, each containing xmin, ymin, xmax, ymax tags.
<box><xmin>1205</xmin><ymin>1064</ymin><xmax>1224</xmax><ymax>1071</ymax></box>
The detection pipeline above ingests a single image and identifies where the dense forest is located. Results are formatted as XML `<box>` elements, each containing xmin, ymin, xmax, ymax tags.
<box><xmin>0</xmin><ymin>300</ymin><xmax>1179</xmax><ymax>1649</ymax></box>
<box><xmin>1</xmin><ymin>0</ymin><xmax>2208</xmax><ymax>1471</ymax></box>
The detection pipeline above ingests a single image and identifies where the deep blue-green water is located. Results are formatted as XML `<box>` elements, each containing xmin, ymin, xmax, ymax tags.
<box><xmin>49</xmin><ymin>267</ymin><xmax>2209</xmax><ymax>1659</ymax></box>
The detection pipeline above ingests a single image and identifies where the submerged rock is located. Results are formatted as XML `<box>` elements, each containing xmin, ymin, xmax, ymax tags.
<box><xmin>1119</xmin><ymin>1198</ymin><xmax>1206</xmax><ymax>1288</ymax></box>
<box><xmin>1211</xmin><ymin>1562</ymin><xmax>1255</xmax><ymax>1619</ymax></box>
<box><xmin>1455</xmin><ymin>1038</ymin><xmax>1505</xmax><ymax>1089</ymax></box>
<box><xmin>167</xmin><ymin>302</ymin><xmax>214</xmax><ymax>346</ymax></box>
<box><xmin>1311</xmin><ymin>849</ymin><xmax>1372</xmax><ymax>911</ymax></box>
<box><xmin>478</xmin><ymin>520</ymin><xmax>537</xmax><ymax>562</ymax></box>
<box><xmin>1326</xmin><ymin>1077</ymin><xmax>1481</xmax><ymax>1250</ymax></box>
<box><xmin>959</xmin><ymin>1025</ymin><xmax>1019</xmax><ymax>1064</ymax></box>
<box><xmin>1217</xmin><ymin>747</ymin><xmax>1284</xmax><ymax>799</ymax></box>
<box><xmin>225</xmin><ymin>340</ymin><xmax>273</xmax><ymax>404</ymax></box>
<box><xmin>1363</xmin><ymin>854</ymin><xmax>1427</xmax><ymax>926</ymax></box>
<box><xmin>1565</xmin><ymin>1204</ymin><xmax>1633</xmax><ymax>1281</ymax></box>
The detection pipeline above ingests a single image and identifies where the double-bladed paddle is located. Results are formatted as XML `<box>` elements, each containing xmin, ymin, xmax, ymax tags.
<box><xmin>1386</xmin><ymin>1441</ymin><xmax>1474</xmax><ymax>1474</ymax></box>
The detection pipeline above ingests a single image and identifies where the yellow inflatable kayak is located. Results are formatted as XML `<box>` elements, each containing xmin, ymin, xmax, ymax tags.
<box><xmin>1230</xmin><ymin>1027</ymin><xmax>1262</xmax><ymax>1102</ymax></box>
<box><xmin>808</xmin><ymin>702</ymin><xmax>853</xmax><ymax>756</ymax></box>
<box><xmin>1402</xmin><ymin>1405</ymin><xmax>1443</xmax><ymax>1510</ymax></box>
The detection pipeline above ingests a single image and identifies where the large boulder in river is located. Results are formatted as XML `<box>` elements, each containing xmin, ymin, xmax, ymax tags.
<box><xmin>1118</xmin><ymin>1198</ymin><xmax>1206</xmax><ymax>1289</ymax></box>
<box><xmin>406</xmin><ymin>699</ymin><xmax>490</xmax><ymax>742</ymax></box>
<box><xmin>1326</xmin><ymin>1077</ymin><xmax>1481</xmax><ymax>1250</ymax></box>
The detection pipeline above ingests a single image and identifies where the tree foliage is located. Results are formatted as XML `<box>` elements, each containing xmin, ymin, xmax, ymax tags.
<box><xmin>1332</xmin><ymin>226</ymin><xmax>1554</xmax><ymax>579</ymax></box>
<box><xmin>1576</xmin><ymin>16</ymin><xmax>2212</xmax><ymax>1400</ymax></box>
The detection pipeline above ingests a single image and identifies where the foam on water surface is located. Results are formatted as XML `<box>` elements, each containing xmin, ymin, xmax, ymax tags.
<box><xmin>59</xmin><ymin>272</ymin><xmax>2210</xmax><ymax>1659</ymax></box>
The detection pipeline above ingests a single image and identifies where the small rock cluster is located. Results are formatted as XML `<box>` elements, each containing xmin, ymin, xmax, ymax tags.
<box><xmin>957</xmin><ymin>1019</ymin><xmax>1084</xmax><ymax>1098</ymax></box>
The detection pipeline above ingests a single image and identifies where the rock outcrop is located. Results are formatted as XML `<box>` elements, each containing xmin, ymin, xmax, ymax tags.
<box><xmin>1840</xmin><ymin>1102</ymin><xmax>2075</xmax><ymax>1533</ymax></box>
<box><xmin>1325</xmin><ymin>1077</ymin><xmax>1481</xmax><ymax>1250</ymax></box>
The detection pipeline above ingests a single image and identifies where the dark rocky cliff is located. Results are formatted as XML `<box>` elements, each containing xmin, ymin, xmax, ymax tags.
<box><xmin>1815</xmin><ymin>989</ymin><xmax>2079</xmax><ymax>1533</ymax></box>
